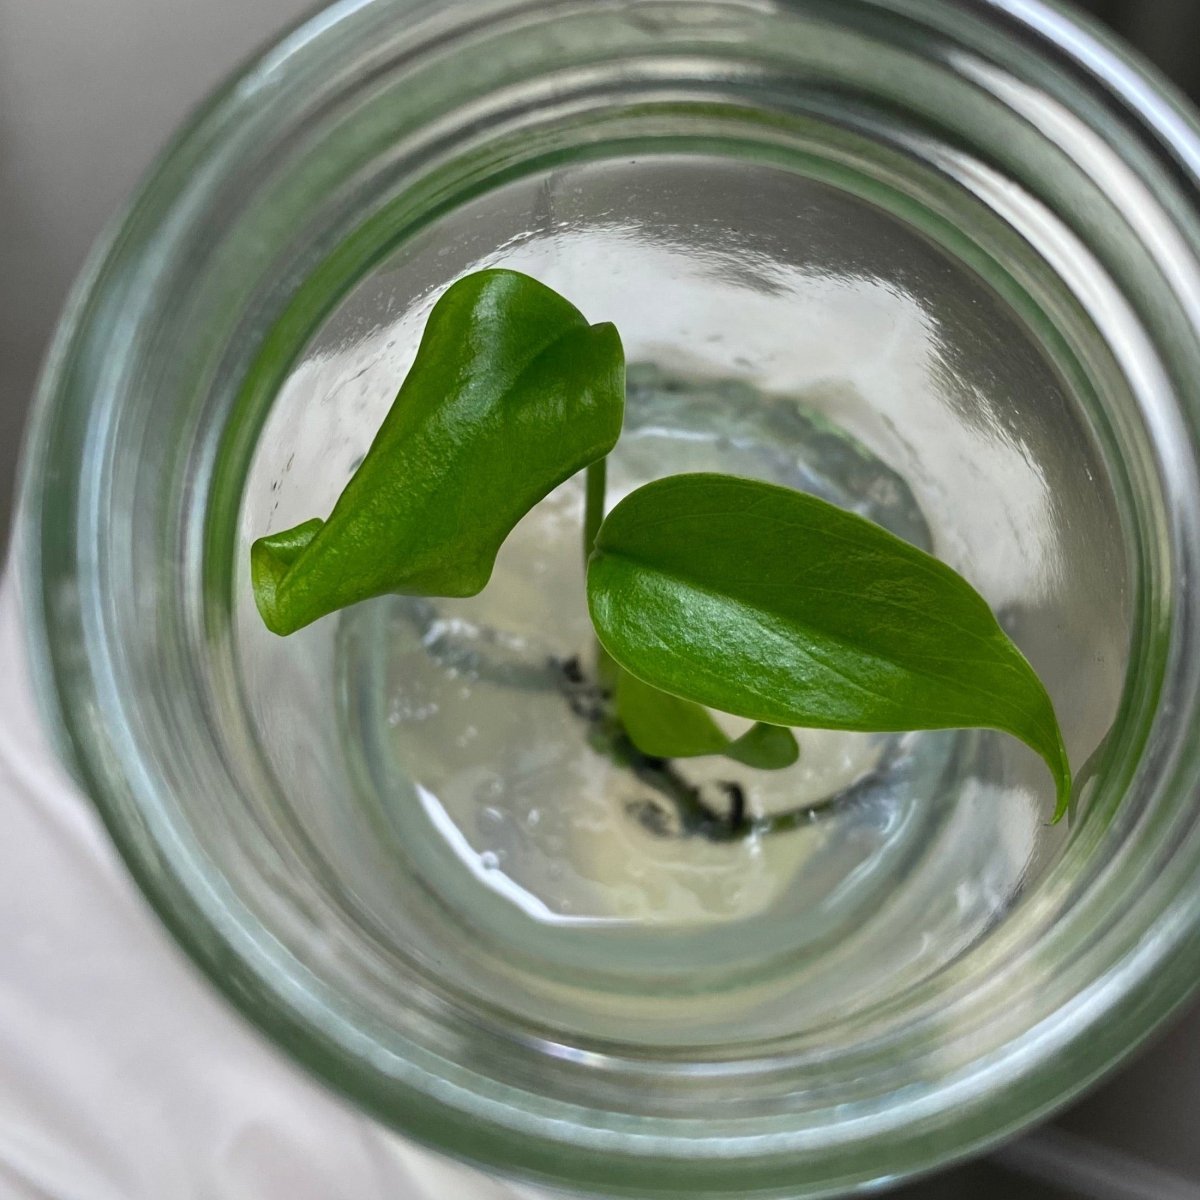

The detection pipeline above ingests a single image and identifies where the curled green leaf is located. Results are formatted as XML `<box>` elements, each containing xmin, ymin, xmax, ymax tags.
<box><xmin>615</xmin><ymin>668</ymin><xmax>798</xmax><ymax>770</ymax></box>
<box><xmin>252</xmin><ymin>269</ymin><xmax>624</xmax><ymax>635</ymax></box>
<box><xmin>587</xmin><ymin>473</ymin><xmax>1072</xmax><ymax>817</ymax></box>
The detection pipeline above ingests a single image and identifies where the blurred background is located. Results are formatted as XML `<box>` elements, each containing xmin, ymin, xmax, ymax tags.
<box><xmin>2</xmin><ymin>1</ymin><xmax>1199</xmax><ymax>1197</ymax></box>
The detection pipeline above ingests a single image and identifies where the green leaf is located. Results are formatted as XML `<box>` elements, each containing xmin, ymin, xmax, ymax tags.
<box><xmin>588</xmin><ymin>473</ymin><xmax>1072</xmax><ymax>817</ymax></box>
<box><xmin>252</xmin><ymin>269</ymin><xmax>624</xmax><ymax>635</ymax></box>
<box><xmin>615</xmin><ymin>668</ymin><xmax>799</xmax><ymax>770</ymax></box>
<box><xmin>723</xmin><ymin>720</ymin><xmax>801</xmax><ymax>770</ymax></box>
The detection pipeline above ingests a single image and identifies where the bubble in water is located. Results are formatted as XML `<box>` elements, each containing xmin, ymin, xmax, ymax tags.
<box><xmin>480</xmin><ymin>850</ymin><xmax>500</xmax><ymax>871</ymax></box>
<box><xmin>387</xmin><ymin>698</ymin><xmax>439</xmax><ymax>725</ymax></box>
<box><xmin>475</xmin><ymin>777</ymin><xmax>504</xmax><ymax>803</ymax></box>
<box><xmin>479</xmin><ymin>805</ymin><xmax>505</xmax><ymax>832</ymax></box>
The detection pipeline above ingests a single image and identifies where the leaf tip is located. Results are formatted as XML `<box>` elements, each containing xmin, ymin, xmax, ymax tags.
<box><xmin>1044</xmin><ymin>725</ymin><xmax>1073</xmax><ymax>824</ymax></box>
<box><xmin>1050</xmin><ymin>763</ymin><xmax>1074</xmax><ymax>824</ymax></box>
<box><xmin>249</xmin><ymin>518</ymin><xmax>323</xmax><ymax>636</ymax></box>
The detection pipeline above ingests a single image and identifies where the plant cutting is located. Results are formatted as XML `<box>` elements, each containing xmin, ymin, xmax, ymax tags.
<box><xmin>251</xmin><ymin>269</ymin><xmax>1072</xmax><ymax>819</ymax></box>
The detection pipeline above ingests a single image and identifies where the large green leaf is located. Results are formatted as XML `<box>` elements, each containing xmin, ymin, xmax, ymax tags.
<box><xmin>615</xmin><ymin>668</ymin><xmax>799</xmax><ymax>769</ymax></box>
<box><xmin>252</xmin><ymin>269</ymin><xmax>624</xmax><ymax>635</ymax></box>
<box><xmin>588</xmin><ymin>473</ymin><xmax>1071</xmax><ymax>816</ymax></box>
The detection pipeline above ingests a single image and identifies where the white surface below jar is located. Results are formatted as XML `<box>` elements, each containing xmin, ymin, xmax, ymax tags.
<box><xmin>0</xmin><ymin>565</ymin><xmax>547</xmax><ymax>1200</ymax></box>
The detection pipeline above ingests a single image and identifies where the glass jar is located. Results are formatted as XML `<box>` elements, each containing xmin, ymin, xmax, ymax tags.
<box><xmin>14</xmin><ymin>0</ymin><xmax>1200</xmax><ymax>1196</ymax></box>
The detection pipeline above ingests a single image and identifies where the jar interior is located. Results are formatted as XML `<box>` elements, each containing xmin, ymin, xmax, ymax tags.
<box><xmin>234</xmin><ymin>150</ymin><xmax>1129</xmax><ymax>1046</ymax></box>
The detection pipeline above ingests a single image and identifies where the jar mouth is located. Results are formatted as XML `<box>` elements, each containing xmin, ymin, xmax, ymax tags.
<box><xmin>17</xmin><ymin>0</ymin><xmax>1200</xmax><ymax>1196</ymax></box>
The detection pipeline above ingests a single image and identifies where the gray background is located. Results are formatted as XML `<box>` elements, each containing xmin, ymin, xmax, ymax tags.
<box><xmin>2</xmin><ymin>1</ymin><xmax>1199</xmax><ymax>1196</ymax></box>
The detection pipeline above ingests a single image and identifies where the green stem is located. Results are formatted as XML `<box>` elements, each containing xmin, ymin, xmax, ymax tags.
<box><xmin>584</xmin><ymin>457</ymin><xmax>607</xmax><ymax>562</ymax></box>
<box><xmin>583</xmin><ymin>458</ymin><xmax>617</xmax><ymax>684</ymax></box>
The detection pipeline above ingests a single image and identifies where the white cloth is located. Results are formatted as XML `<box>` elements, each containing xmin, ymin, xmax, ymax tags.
<box><xmin>0</xmin><ymin>565</ymin><xmax>550</xmax><ymax>1200</ymax></box>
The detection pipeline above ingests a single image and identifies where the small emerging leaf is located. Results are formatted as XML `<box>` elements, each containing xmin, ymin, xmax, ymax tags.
<box><xmin>253</xmin><ymin>269</ymin><xmax>624</xmax><ymax>635</ymax></box>
<box><xmin>723</xmin><ymin>720</ymin><xmax>801</xmax><ymax>770</ymax></box>
<box><xmin>615</xmin><ymin>668</ymin><xmax>799</xmax><ymax>770</ymax></box>
<box><xmin>588</xmin><ymin>473</ymin><xmax>1071</xmax><ymax>817</ymax></box>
